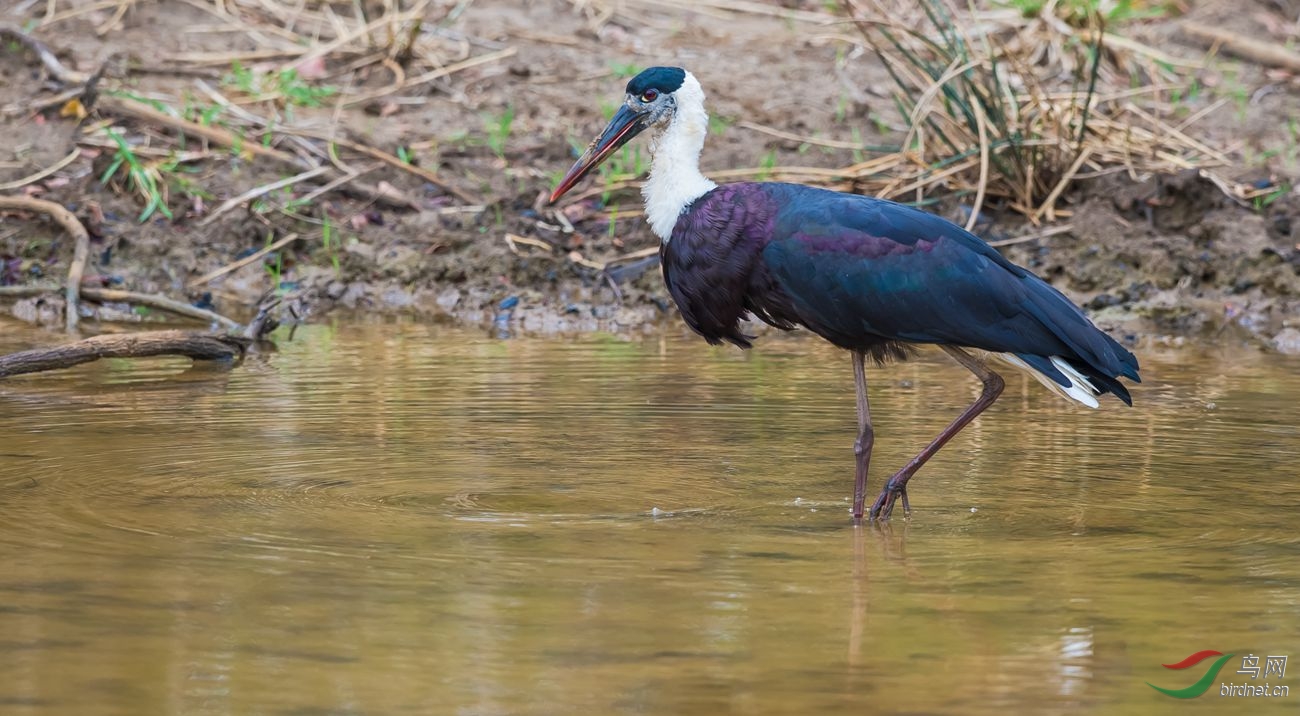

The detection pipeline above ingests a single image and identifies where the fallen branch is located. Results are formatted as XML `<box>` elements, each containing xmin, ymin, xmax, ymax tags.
<box><xmin>96</xmin><ymin>95</ymin><xmax>303</xmax><ymax>167</ymax></box>
<box><xmin>0</xmin><ymin>283</ymin><xmax>243</xmax><ymax>331</ymax></box>
<box><xmin>0</xmin><ymin>285</ymin><xmax>61</xmax><ymax>298</ymax></box>
<box><xmin>0</xmin><ymin>196</ymin><xmax>91</xmax><ymax>332</ymax></box>
<box><xmin>0</xmin><ymin>331</ymin><xmax>250</xmax><ymax>378</ymax></box>
<box><xmin>79</xmin><ymin>288</ymin><xmax>243</xmax><ymax>331</ymax></box>
<box><xmin>1182</xmin><ymin>22</ymin><xmax>1300</xmax><ymax>73</ymax></box>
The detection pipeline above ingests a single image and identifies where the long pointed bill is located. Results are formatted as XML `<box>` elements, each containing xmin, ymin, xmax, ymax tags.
<box><xmin>549</xmin><ymin>105</ymin><xmax>648</xmax><ymax>203</ymax></box>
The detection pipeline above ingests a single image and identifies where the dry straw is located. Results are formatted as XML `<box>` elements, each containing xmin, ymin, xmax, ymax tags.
<box><xmin>841</xmin><ymin>0</ymin><xmax>1253</xmax><ymax>224</ymax></box>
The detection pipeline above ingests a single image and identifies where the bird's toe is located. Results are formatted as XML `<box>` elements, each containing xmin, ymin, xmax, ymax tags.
<box><xmin>869</xmin><ymin>479</ymin><xmax>910</xmax><ymax>521</ymax></box>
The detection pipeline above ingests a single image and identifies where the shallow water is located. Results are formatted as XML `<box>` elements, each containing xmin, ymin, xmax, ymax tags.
<box><xmin>0</xmin><ymin>320</ymin><xmax>1297</xmax><ymax>715</ymax></box>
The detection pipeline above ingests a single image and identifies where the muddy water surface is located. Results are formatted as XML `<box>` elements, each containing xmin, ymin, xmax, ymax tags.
<box><xmin>0</xmin><ymin>321</ymin><xmax>1297</xmax><ymax>715</ymax></box>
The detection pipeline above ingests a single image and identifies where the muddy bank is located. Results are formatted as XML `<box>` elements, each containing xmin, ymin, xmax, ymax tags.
<box><xmin>302</xmin><ymin>168</ymin><xmax>1300</xmax><ymax>353</ymax></box>
<box><xmin>1</xmin><ymin>0</ymin><xmax>1298</xmax><ymax>353</ymax></box>
<box><xmin>10</xmin><ymin>165</ymin><xmax>1297</xmax><ymax>352</ymax></box>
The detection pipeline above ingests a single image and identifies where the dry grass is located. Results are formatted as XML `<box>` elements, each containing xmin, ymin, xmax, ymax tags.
<box><xmin>839</xmin><ymin>0</ymin><xmax>1255</xmax><ymax>224</ymax></box>
<box><xmin>7</xmin><ymin>0</ymin><xmax>1267</xmax><ymax>228</ymax></box>
<box><xmin>557</xmin><ymin>0</ymin><xmax>1260</xmax><ymax>227</ymax></box>
<box><xmin>8</xmin><ymin>0</ymin><xmax>518</xmax><ymax>214</ymax></box>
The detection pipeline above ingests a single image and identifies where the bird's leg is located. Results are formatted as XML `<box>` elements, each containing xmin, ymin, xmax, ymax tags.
<box><xmin>851</xmin><ymin>350</ymin><xmax>874</xmax><ymax>521</ymax></box>
<box><xmin>869</xmin><ymin>346</ymin><xmax>1005</xmax><ymax>520</ymax></box>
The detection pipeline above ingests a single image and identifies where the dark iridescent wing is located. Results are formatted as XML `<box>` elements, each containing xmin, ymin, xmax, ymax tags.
<box><xmin>760</xmin><ymin>186</ymin><xmax>1138</xmax><ymax>386</ymax></box>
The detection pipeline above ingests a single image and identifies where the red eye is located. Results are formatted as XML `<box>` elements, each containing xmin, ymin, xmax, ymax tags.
<box><xmin>641</xmin><ymin>89</ymin><xmax>659</xmax><ymax>102</ymax></box>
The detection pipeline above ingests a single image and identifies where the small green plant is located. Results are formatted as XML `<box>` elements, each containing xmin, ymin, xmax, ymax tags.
<box><xmin>223</xmin><ymin>61</ymin><xmax>336</xmax><ymax>108</ymax></box>
<box><xmin>484</xmin><ymin>105</ymin><xmax>515</xmax><ymax>160</ymax></box>
<box><xmin>867</xmin><ymin>112</ymin><xmax>891</xmax><ymax>136</ymax></box>
<box><xmin>755</xmin><ymin>150</ymin><xmax>778</xmax><ymax>181</ymax></box>
<box><xmin>321</xmin><ymin>216</ymin><xmax>341</xmax><ymax>275</ymax></box>
<box><xmin>1224</xmin><ymin>74</ymin><xmax>1250</xmax><ymax>121</ymax></box>
<box><xmin>265</xmin><ymin>253</ymin><xmax>283</xmax><ymax>290</ymax></box>
<box><xmin>999</xmin><ymin>0</ymin><xmax>1168</xmax><ymax>25</ymax></box>
<box><xmin>709</xmin><ymin>114</ymin><xmax>733</xmax><ymax>136</ymax></box>
<box><xmin>548</xmin><ymin>169</ymin><xmax>567</xmax><ymax>195</ymax></box>
<box><xmin>173</xmin><ymin>175</ymin><xmax>213</xmax><ymax>204</ymax></box>
<box><xmin>263</xmin><ymin>233</ymin><xmax>286</xmax><ymax>293</ymax></box>
<box><xmin>599</xmin><ymin>145</ymin><xmax>645</xmax><ymax>203</ymax></box>
<box><xmin>396</xmin><ymin>146</ymin><xmax>413</xmax><ymax>164</ymax></box>
<box><xmin>195</xmin><ymin>103</ymin><xmax>222</xmax><ymax>126</ymax></box>
<box><xmin>1253</xmin><ymin>184</ymin><xmax>1289</xmax><ymax>211</ymax></box>
<box><xmin>833</xmin><ymin>93</ymin><xmax>850</xmax><ymax>124</ymax></box>
<box><xmin>280</xmin><ymin>185</ymin><xmax>312</xmax><ymax>213</ymax></box>
<box><xmin>100</xmin><ymin>129</ymin><xmax>173</xmax><ymax>222</ymax></box>
<box><xmin>1285</xmin><ymin>119</ymin><xmax>1300</xmax><ymax>169</ymax></box>
<box><xmin>106</xmin><ymin>90</ymin><xmax>169</xmax><ymax>113</ymax></box>
<box><xmin>278</xmin><ymin>68</ymin><xmax>334</xmax><ymax>107</ymax></box>
<box><xmin>608</xmin><ymin>61</ymin><xmax>644</xmax><ymax>79</ymax></box>
<box><xmin>227</xmin><ymin>61</ymin><xmax>257</xmax><ymax>95</ymax></box>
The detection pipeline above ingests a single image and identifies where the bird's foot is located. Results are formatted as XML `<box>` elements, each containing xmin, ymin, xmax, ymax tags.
<box><xmin>868</xmin><ymin>477</ymin><xmax>911</xmax><ymax>521</ymax></box>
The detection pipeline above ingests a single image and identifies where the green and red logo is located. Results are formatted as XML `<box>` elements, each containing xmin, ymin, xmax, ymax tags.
<box><xmin>1148</xmin><ymin>650</ymin><xmax>1236</xmax><ymax>699</ymax></box>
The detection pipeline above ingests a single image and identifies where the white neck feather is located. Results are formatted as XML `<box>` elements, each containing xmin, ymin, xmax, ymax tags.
<box><xmin>643</xmin><ymin>71</ymin><xmax>716</xmax><ymax>242</ymax></box>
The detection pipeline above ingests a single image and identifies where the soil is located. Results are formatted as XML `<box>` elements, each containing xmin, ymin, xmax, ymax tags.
<box><xmin>2</xmin><ymin>0</ymin><xmax>1299</xmax><ymax>352</ymax></box>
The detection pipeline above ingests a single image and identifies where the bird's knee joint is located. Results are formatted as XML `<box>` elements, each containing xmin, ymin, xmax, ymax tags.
<box><xmin>983</xmin><ymin>372</ymin><xmax>1005</xmax><ymax>397</ymax></box>
<box><xmin>853</xmin><ymin>429</ymin><xmax>874</xmax><ymax>456</ymax></box>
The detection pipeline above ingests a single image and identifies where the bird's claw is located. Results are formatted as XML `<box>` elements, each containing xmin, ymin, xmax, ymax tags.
<box><xmin>868</xmin><ymin>479</ymin><xmax>910</xmax><ymax>521</ymax></box>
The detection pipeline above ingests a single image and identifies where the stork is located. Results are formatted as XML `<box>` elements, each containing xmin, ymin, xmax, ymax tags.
<box><xmin>548</xmin><ymin>67</ymin><xmax>1140</xmax><ymax>521</ymax></box>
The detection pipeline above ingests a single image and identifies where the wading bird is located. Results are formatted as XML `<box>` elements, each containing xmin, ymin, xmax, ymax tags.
<box><xmin>549</xmin><ymin>67</ymin><xmax>1140</xmax><ymax>521</ymax></box>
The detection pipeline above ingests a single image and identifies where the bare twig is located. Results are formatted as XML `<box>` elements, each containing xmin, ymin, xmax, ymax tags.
<box><xmin>276</xmin><ymin>4</ymin><xmax>429</xmax><ymax>74</ymax></box>
<box><xmin>284</xmin><ymin>129</ymin><xmax>476</xmax><ymax>203</ymax></box>
<box><xmin>1033</xmin><ymin>146</ymin><xmax>1094</xmax><ymax>223</ymax></box>
<box><xmin>0</xmin><ymin>149</ymin><xmax>81</xmax><ymax>191</ymax></box>
<box><xmin>96</xmin><ymin>96</ymin><xmax>304</xmax><ymax>167</ymax></box>
<box><xmin>0</xmin><ymin>22</ymin><xmax>90</xmax><ymax>84</ymax></box>
<box><xmin>0</xmin><ymin>284</ymin><xmax>61</xmax><ymax>299</ymax></box>
<box><xmin>297</xmin><ymin>163</ymin><xmax>381</xmax><ymax>204</ymax></box>
<box><xmin>79</xmin><ymin>288</ymin><xmax>243</xmax><ymax>331</ymax></box>
<box><xmin>343</xmin><ymin>46</ymin><xmax>518</xmax><ymax>106</ymax></box>
<box><xmin>187</xmin><ymin>233</ymin><xmax>302</xmax><ymax>288</ymax></box>
<box><xmin>0</xmin><ymin>283</ymin><xmax>244</xmax><ymax>331</ymax></box>
<box><xmin>736</xmin><ymin>121</ymin><xmax>877</xmax><ymax>150</ymax></box>
<box><xmin>988</xmin><ymin>223</ymin><xmax>1074</xmax><ymax>247</ymax></box>
<box><xmin>198</xmin><ymin>167</ymin><xmax>330</xmax><ymax>226</ymax></box>
<box><xmin>0</xmin><ymin>196</ymin><xmax>91</xmax><ymax>331</ymax></box>
<box><xmin>966</xmin><ymin>101</ymin><xmax>990</xmax><ymax>233</ymax></box>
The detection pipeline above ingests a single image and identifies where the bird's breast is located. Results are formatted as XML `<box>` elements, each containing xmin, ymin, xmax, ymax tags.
<box><xmin>660</xmin><ymin>185</ymin><xmax>799</xmax><ymax>347</ymax></box>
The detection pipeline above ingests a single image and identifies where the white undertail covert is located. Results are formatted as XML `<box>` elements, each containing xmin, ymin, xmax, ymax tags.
<box><xmin>992</xmin><ymin>353</ymin><xmax>1102</xmax><ymax>408</ymax></box>
<box><xmin>643</xmin><ymin>71</ymin><xmax>717</xmax><ymax>242</ymax></box>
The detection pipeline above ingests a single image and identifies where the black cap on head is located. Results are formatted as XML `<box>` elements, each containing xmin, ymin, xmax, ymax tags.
<box><xmin>626</xmin><ymin>66</ymin><xmax>686</xmax><ymax>96</ymax></box>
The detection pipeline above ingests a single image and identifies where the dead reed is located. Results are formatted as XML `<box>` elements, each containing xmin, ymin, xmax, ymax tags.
<box><xmin>842</xmin><ymin>0</ymin><xmax>1252</xmax><ymax>224</ymax></box>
